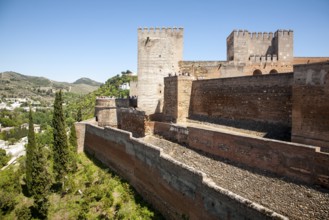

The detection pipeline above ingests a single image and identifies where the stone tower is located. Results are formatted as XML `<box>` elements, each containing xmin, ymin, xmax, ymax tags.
<box><xmin>137</xmin><ymin>27</ymin><xmax>183</xmax><ymax>115</ymax></box>
<box><xmin>226</xmin><ymin>29</ymin><xmax>293</xmax><ymax>63</ymax></box>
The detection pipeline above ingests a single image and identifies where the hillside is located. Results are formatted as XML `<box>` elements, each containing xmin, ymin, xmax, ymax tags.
<box><xmin>73</xmin><ymin>77</ymin><xmax>102</xmax><ymax>86</ymax></box>
<box><xmin>67</xmin><ymin>73</ymin><xmax>136</xmax><ymax>120</ymax></box>
<box><xmin>0</xmin><ymin>71</ymin><xmax>100</xmax><ymax>103</ymax></box>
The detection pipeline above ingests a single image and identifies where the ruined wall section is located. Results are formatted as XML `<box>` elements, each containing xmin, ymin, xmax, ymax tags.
<box><xmin>83</xmin><ymin>124</ymin><xmax>286</xmax><ymax>219</ymax></box>
<box><xmin>137</xmin><ymin>27</ymin><xmax>183</xmax><ymax>115</ymax></box>
<box><xmin>179</xmin><ymin>61</ymin><xmax>225</xmax><ymax>79</ymax></box>
<box><xmin>189</xmin><ymin>73</ymin><xmax>293</xmax><ymax>136</ymax></box>
<box><xmin>292</xmin><ymin>62</ymin><xmax>329</xmax><ymax>152</ymax></box>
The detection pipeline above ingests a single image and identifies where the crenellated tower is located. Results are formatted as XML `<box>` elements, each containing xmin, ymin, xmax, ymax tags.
<box><xmin>137</xmin><ymin>27</ymin><xmax>183</xmax><ymax>115</ymax></box>
<box><xmin>226</xmin><ymin>29</ymin><xmax>293</xmax><ymax>64</ymax></box>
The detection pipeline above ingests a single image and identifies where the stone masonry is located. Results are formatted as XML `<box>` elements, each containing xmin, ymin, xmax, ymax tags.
<box><xmin>137</xmin><ymin>27</ymin><xmax>183</xmax><ymax>115</ymax></box>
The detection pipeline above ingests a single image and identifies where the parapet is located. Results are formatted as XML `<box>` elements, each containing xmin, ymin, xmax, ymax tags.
<box><xmin>228</xmin><ymin>29</ymin><xmax>293</xmax><ymax>41</ymax></box>
<box><xmin>275</xmin><ymin>29</ymin><xmax>293</xmax><ymax>37</ymax></box>
<box><xmin>138</xmin><ymin>27</ymin><xmax>184</xmax><ymax>36</ymax></box>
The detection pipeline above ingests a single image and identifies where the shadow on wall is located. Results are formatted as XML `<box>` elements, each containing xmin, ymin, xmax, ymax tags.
<box><xmin>187</xmin><ymin>115</ymin><xmax>291</xmax><ymax>141</ymax></box>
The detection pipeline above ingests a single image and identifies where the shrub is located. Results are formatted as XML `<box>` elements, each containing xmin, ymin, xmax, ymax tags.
<box><xmin>15</xmin><ymin>205</ymin><xmax>32</xmax><ymax>220</ymax></box>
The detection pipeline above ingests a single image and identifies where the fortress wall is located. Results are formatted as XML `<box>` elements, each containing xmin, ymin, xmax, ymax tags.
<box><xmin>163</xmin><ymin>76</ymin><xmax>194</xmax><ymax>122</ymax></box>
<box><xmin>146</xmin><ymin>121</ymin><xmax>329</xmax><ymax>188</ymax></box>
<box><xmin>187</xmin><ymin>126</ymin><xmax>329</xmax><ymax>188</ymax></box>
<box><xmin>189</xmin><ymin>73</ymin><xmax>293</xmax><ymax>132</ymax></box>
<box><xmin>147</xmin><ymin>121</ymin><xmax>188</xmax><ymax>145</ymax></box>
<box><xmin>293</xmin><ymin>57</ymin><xmax>329</xmax><ymax>65</ymax></box>
<box><xmin>83</xmin><ymin>124</ymin><xmax>286</xmax><ymax>220</ymax></box>
<box><xmin>117</xmin><ymin>108</ymin><xmax>146</xmax><ymax>138</ymax></box>
<box><xmin>95</xmin><ymin>98</ymin><xmax>130</xmax><ymax>127</ymax></box>
<box><xmin>292</xmin><ymin>62</ymin><xmax>329</xmax><ymax>152</ymax></box>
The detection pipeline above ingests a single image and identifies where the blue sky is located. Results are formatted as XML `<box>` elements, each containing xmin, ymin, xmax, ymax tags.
<box><xmin>0</xmin><ymin>0</ymin><xmax>328</xmax><ymax>83</ymax></box>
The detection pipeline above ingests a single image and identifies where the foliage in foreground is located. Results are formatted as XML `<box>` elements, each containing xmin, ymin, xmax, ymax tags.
<box><xmin>0</xmin><ymin>148</ymin><xmax>10</xmax><ymax>169</ymax></box>
<box><xmin>25</xmin><ymin>109</ymin><xmax>51</xmax><ymax>219</ymax></box>
<box><xmin>0</xmin><ymin>153</ymin><xmax>161</xmax><ymax>220</ymax></box>
<box><xmin>52</xmin><ymin>91</ymin><xmax>70</xmax><ymax>181</ymax></box>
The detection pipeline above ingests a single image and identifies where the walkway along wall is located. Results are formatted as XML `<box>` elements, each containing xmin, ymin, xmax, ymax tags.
<box><xmin>148</xmin><ymin>121</ymin><xmax>329</xmax><ymax>188</ymax></box>
<box><xmin>82</xmin><ymin>123</ymin><xmax>287</xmax><ymax>220</ymax></box>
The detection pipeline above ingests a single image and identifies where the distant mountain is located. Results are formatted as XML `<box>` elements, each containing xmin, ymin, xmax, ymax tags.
<box><xmin>0</xmin><ymin>71</ymin><xmax>101</xmax><ymax>103</ymax></box>
<box><xmin>73</xmin><ymin>77</ymin><xmax>102</xmax><ymax>86</ymax></box>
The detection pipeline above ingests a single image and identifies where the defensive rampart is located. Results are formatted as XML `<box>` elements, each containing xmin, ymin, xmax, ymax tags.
<box><xmin>292</xmin><ymin>62</ymin><xmax>329</xmax><ymax>151</ymax></box>
<box><xmin>147</xmin><ymin>121</ymin><xmax>329</xmax><ymax>188</ymax></box>
<box><xmin>188</xmin><ymin>73</ymin><xmax>293</xmax><ymax>139</ymax></box>
<box><xmin>83</xmin><ymin>123</ymin><xmax>287</xmax><ymax>220</ymax></box>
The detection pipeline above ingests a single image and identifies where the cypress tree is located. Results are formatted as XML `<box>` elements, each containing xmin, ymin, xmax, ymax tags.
<box><xmin>68</xmin><ymin>123</ymin><xmax>78</xmax><ymax>172</ymax></box>
<box><xmin>69</xmin><ymin>124</ymin><xmax>77</xmax><ymax>150</ymax></box>
<box><xmin>26</xmin><ymin>109</ymin><xmax>50</xmax><ymax>218</ymax></box>
<box><xmin>76</xmin><ymin>107</ymin><xmax>82</xmax><ymax>122</ymax></box>
<box><xmin>25</xmin><ymin>108</ymin><xmax>36</xmax><ymax>194</ymax></box>
<box><xmin>52</xmin><ymin>90</ymin><xmax>70</xmax><ymax>181</ymax></box>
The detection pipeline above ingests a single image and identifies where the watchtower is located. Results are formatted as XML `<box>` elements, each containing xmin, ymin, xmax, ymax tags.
<box><xmin>226</xmin><ymin>29</ymin><xmax>293</xmax><ymax>64</ymax></box>
<box><xmin>137</xmin><ymin>27</ymin><xmax>183</xmax><ymax>115</ymax></box>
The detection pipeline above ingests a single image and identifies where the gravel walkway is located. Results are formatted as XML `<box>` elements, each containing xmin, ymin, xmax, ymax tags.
<box><xmin>141</xmin><ymin>135</ymin><xmax>329</xmax><ymax>220</ymax></box>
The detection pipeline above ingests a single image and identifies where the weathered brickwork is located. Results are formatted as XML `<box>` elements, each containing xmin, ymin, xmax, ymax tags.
<box><xmin>292</xmin><ymin>62</ymin><xmax>329</xmax><ymax>151</ymax></box>
<box><xmin>189</xmin><ymin>73</ymin><xmax>293</xmax><ymax>137</ymax></box>
<box><xmin>163</xmin><ymin>75</ymin><xmax>193</xmax><ymax>122</ymax></box>
<box><xmin>179</xmin><ymin>61</ymin><xmax>225</xmax><ymax>79</ymax></box>
<box><xmin>95</xmin><ymin>98</ymin><xmax>130</xmax><ymax>127</ymax></box>
<box><xmin>83</xmin><ymin>124</ymin><xmax>286</xmax><ymax>220</ymax></box>
<box><xmin>117</xmin><ymin>108</ymin><xmax>147</xmax><ymax>138</ymax></box>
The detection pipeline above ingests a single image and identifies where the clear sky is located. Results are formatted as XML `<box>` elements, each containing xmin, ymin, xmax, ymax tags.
<box><xmin>1</xmin><ymin>0</ymin><xmax>328</xmax><ymax>83</ymax></box>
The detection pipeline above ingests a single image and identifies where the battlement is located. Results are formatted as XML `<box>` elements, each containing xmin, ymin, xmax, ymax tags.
<box><xmin>275</xmin><ymin>29</ymin><xmax>293</xmax><ymax>37</ymax></box>
<box><xmin>138</xmin><ymin>27</ymin><xmax>184</xmax><ymax>36</ymax></box>
<box><xmin>228</xmin><ymin>29</ymin><xmax>293</xmax><ymax>41</ymax></box>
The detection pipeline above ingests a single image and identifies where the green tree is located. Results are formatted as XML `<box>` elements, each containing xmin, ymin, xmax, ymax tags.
<box><xmin>68</xmin><ymin>124</ymin><xmax>78</xmax><ymax>173</ymax></box>
<box><xmin>0</xmin><ymin>149</ymin><xmax>10</xmax><ymax>168</ymax></box>
<box><xmin>76</xmin><ymin>107</ymin><xmax>82</xmax><ymax>122</ymax></box>
<box><xmin>52</xmin><ymin>91</ymin><xmax>70</xmax><ymax>181</ymax></box>
<box><xmin>25</xmin><ymin>109</ymin><xmax>51</xmax><ymax>218</ymax></box>
<box><xmin>25</xmin><ymin>109</ymin><xmax>36</xmax><ymax>194</ymax></box>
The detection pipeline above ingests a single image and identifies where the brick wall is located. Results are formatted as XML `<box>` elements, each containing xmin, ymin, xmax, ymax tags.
<box><xmin>189</xmin><ymin>73</ymin><xmax>293</xmax><ymax>139</ymax></box>
<box><xmin>83</xmin><ymin>124</ymin><xmax>286</xmax><ymax>220</ymax></box>
<box><xmin>117</xmin><ymin>108</ymin><xmax>146</xmax><ymax>138</ymax></box>
<box><xmin>292</xmin><ymin>62</ymin><xmax>329</xmax><ymax>152</ymax></box>
<box><xmin>163</xmin><ymin>76</ymin><xmax>193</xmax><ymax>122</ymax></box>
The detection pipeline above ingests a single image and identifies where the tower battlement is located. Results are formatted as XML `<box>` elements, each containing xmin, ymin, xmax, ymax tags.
<box><xmin>228</xmin><ymin>29</ymin><xmax>292</xmax><ymax>41</ymax></box>
<box><xmin>275</xmin><ymin>29</ymin><xmax>293</xmax><ymax>37</ymax></box>
<box><xmin>227</xmin><ymin>29</ymin><xmax>293</xmax><ymax>62</ymax></box>
<box><xmin>138</xmin><ymin>27</ymin><xmax>184</xmax><ymax>36</ymax></box>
